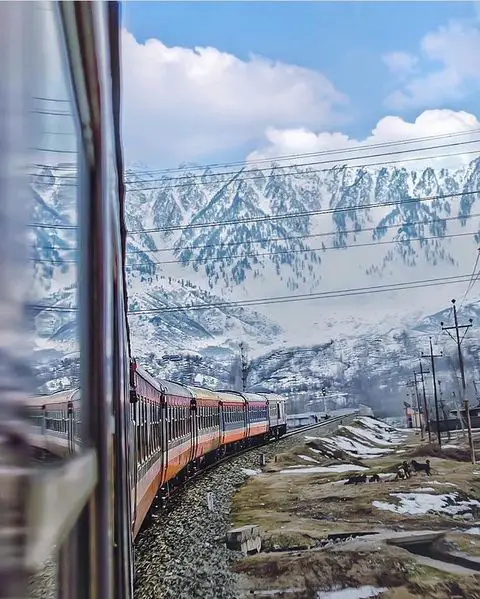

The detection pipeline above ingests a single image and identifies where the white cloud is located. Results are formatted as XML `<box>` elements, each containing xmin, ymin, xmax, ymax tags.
<box><xmin>121</xmin><ymin>29</ymin><xmax>347</xmax><ymax>166</ymax></box>
<box><xmin>382</xmin><ymin>52</ymin><xmax>418</xmax><ymax>78</ymax></box>
<box><xmin>247</xmin><ymin>109</ymin><xmax>480</xmax><ymax>170</ymax></box>
<box><xmin>385</xmin><ymin>21</ymin><xmax>480</xmax><ymax>110</ymax></box>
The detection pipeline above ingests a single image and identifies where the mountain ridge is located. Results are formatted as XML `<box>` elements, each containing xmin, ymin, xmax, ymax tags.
<box><xmin>28</xmin><ymin>156</ymin><xmax>480</xmax><ymax>410</ymax></box>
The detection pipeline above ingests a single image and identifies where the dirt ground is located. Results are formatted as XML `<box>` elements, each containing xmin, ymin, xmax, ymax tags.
<box><xmin>230</xmin><ymin>424</ymin><xmax>480</xmax><ymax>598</ymax></box>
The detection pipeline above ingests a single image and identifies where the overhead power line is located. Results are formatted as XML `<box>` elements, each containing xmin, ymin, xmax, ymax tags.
<box><xmin>127</xmin><ymin>189</ymin><xmax>480</xmax><ymax>234</ymax></box>
<box><xmin>27</xmin><ymin>273</ymin><xmax>472</xmax><ymax>315</ymax></box>
<box><xmin>33</xmin><ymin>96</ymin><xmax>71</xmax><ymax>103</ymax></box>
<box><xmin>31</xmin><ymin>109</ymin><xmax>72</xmax><ymax>117</ymax></box>
<box><xmin>123</xmin><ymin>128</ymin><xmax>480</xmax><ymax>178</ymax></box>
<box><xmin>459</xmin><ymin>247</ymin><xmax>480</xmax><ymax>307</ymax></box>
<box><xmin>124</xmin><ymin>137</ymin><xmax>480</xmax><ymax>188</ymax></box>
<box><xmin>127</xmin><ymin>273</ymin><xmax>473</xmax><ymax>314</ymax></box>
<box><xmin>29</xmin><ymin>230</ymin><xmax>480</xmax><ymax>267</ymax></box>
<box><xmin>122</xmin><ymin>148</ymin><xmax>480</xmax><ymax>194</ymax></box>
<box><xmin>124</xmin><ymin>231</ymin><xmax>477</xmax><ymax>268</ymax></box>
<box><xmin>28</xmin><ymin>129</ymin><xmax>480</xmax><ymax>183</ymax></box>
<box><xmin>31</xmin><ymin>212</ymin><xmax>480</xmax><ymax>254</ymax></box>
<box><xmin>27</xmin><ymin>188</ymin><xmax>480</xmax><ymax>233</ymax></box>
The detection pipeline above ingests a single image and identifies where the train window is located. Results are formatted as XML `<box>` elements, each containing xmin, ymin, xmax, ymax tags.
<box><xmin>167</xmin><ymin>405</ymin><xmax>171</xmax><ymax>441</ymax></box>
<box><xmin>26</xmin><ymin>2</ymin><xmax>84</xmax><ymax>456</ymax></box>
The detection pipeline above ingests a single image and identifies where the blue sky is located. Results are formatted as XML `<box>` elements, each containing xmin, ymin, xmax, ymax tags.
<box><xmin>121</xmin><ymin>1</ymin><xmax>480</xmax><ymax>167</ymax></box>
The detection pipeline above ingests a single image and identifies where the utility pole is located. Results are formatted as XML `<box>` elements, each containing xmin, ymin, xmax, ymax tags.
<box><xmin>422</xmin><ymin>337</ymin><xmax>443</xmax><ymax>447</ymax></box>
<box><xmin>473</xmin><ymin>380</ymin><xmax>480</xmax><ymax>404</ymax></box>
<box><xmin>441</xmin><ymin>298</ymin><xmax>475</xmax><ymax>463</ymax></box>
<box><xmin>418</xmin><ymin>361</ymin><xmax>432</xmax><ymax>443</ymax></box>
<box><xmin>437</xmin><ymin>379</ymin><xmax>451</xmax><ymax>441</ymax></box>
<box><xmin>239</xmin><ymin>342</ymin><xmax>249</xmax><ymax>392</ymax></box>
<box><xmin>408</xmin><ymin>377</ymin><xmax>424</xmax><ymax>440</ymax></box>
<box><xmin>404</xmin><ymin>393</ymin><xmax>412</xmax><ymax>428</ymax></box>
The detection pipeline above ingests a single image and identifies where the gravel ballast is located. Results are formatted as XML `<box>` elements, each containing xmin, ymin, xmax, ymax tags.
<box><xmin>134</xmin><ymin>418</ymin><xmax>354</xmax><ymax>599</ymax></box>
<box><xmin>28</xmin><ymin>417</ymin><xmax>355</xmax><ymax>599</ymax></box>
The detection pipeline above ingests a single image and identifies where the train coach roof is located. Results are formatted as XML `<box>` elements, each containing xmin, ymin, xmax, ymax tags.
<box><xmin>135</xmin><ymin>364</ymin><xmax>163</xmax><ymax>392</ymax></box>
<box><xmin>216</xmin><ymin>390</ymin><xmax>246</xmax><ymax>404</ymax></box>
<box><xmin>259</xmin><ymin>392</ymin><xmax>286</xmax><ymax>402</ymax></box>
<box><xmin>187</xmin><ymin>386</ymin><xmax>221</xmax><ymax>401</ymax></box>
<box><xmin>135</xmin><ymin>366</ymin><xmax>193</xmax><ymax>398</ymax></box>
<box><xmin>25</xmin><ymin>387</ymin><xmax>80</xmax><ymax>407</ymax></box>
<box><xmin>241</xmin><ymin>392</ymin><xmax>267</xmax><ymax>403</ymax></box>
<box><xmin>161</xmin><ymin>380</ymin><xmax>194</xmax><ymax>399</ymax></box>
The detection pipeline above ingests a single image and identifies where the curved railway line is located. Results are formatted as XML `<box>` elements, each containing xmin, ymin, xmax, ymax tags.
<box><xmin>133</xmin><ymin>411</ymin><xmax>360</xmax><ymax>599</ymax></box>
<box><xmin>138</xmin><ymin>411</ymin><xmax>358</xmax><ymax>528</ymax></box>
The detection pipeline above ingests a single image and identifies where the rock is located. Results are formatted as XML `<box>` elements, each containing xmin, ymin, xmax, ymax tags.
<box><xmin>226</xmin><ymin>525</ymin><xmax>262</xmax><ymax>555</ymax></box>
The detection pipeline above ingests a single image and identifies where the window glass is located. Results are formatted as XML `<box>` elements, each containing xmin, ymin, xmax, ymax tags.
<box><xmin>27</xmin><ymin>2</ymin><xmax>83</xmax><ymax>459</ymax></box>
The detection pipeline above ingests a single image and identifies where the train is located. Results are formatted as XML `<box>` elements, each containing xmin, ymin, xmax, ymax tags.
<box><xmin>27</xmin><ymin>361</ymin><xmax>287</xmax><ymax>535</ymax></box>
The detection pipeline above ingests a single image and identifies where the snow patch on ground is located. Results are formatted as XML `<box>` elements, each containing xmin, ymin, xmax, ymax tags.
<box><xmin>280</xmin><ymin>464</ymin><xmax>369</xmax><ymax>475</ymax></box>
<box><xmin>306</xmin><ymin>416</ymin><xmax>405</xmax><ymax>461</ymax></box>
<box><xmin>359</xmin><ymin>417</ymin><xmax>402</xmax><ymax>434</ymax></box>
<box><xmin>430</xmin><ymin>480</ymin><xmax>458</xmax><ymax>488</ymax></box>
<box><xmin>298</xmin><ymin>454</ymin><xmax>320</xmax><ymax>463</ymax></box>
<box><xmin>373</xmin><ymin>492</ymin><xmax>480</xmax><ymax>517</ymax></box>
<box><xmin>316</xmin><ymin>586</ymin><xmax>387</xmax><ymax>599</ymax></box>
<box><xmin>342</xmin><ymin>425</ymin><xmax>400</xmax><ymax>447</ymax></box>
<box><xmin>242</xmin><ymin>468</ymin><xmax>261</xmax><ymax>476</ymax></box>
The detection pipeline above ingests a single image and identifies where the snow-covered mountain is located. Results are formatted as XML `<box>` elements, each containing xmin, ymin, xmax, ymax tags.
<box><xmin>27</xmin><ymin>158</ymin><xmax>480</xmax><ymax>409</ymax></box>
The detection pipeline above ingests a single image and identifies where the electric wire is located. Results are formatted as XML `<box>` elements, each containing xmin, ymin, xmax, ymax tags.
<box><xmin>30</xmin><ymin>212</ymin><xmax>480</xmax><ymax>255</ymax></box>
<box><xmin>27</xmin><ymin>273</ymin><xmax>473</xmax><ymax>314</ymax></box>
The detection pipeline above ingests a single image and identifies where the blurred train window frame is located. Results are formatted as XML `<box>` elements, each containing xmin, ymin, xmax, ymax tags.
<box><xmin>23</xmin><ymin>2</ymin><xmax>126</xmax><ymax>587</ymax></box>
<box><xmin>23</xmin><ymin>1</ymin><xmax>102</xmax><ymax>575</ymax></box>
<box><xmin>30</xmin><ymin>1</ymin><xmax>83</xmax><ymax>446</ymax></box>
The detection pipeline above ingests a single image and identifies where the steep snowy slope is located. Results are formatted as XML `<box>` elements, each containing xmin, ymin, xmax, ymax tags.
<box><xmin>123</xmin><ymin>159</ymin><xmax>479</xmax><ymax>344</ymax></box>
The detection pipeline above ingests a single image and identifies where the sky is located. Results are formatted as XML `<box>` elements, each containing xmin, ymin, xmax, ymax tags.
<box><xmin>120</xmin><ymin>1</ymin><xmax>480</xmax><ymax>168</ymax></box>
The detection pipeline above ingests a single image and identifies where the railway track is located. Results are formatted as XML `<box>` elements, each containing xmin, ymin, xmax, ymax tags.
<box><xmin>141</xmin><ymin>411</ymin><xmax>357</xmax><ymax>530</ymax></box>
<box><xmin>133</xmin><ymin>411</ymin><xmax>359</xmax><ymax>599</ymax></box>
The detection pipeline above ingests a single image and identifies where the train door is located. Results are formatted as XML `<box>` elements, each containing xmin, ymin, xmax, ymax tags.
<box><xmin>189</xmin><ymin>397</ymin><xmax>197</xmax><ymax>464</ymax></box>
<box><xmin>159</xmin><ymin>391</ymin><xmax>167</xmax><ymax>488</ymax></box>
